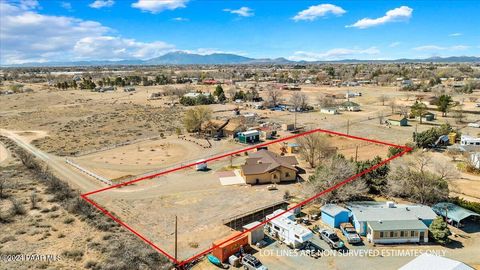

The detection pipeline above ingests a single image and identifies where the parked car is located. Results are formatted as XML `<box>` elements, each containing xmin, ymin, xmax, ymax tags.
<box><xmin>339</xmin><ymin>223</ymin><xmax>362</xmax><ymax>244</ymax></box>
<box><xmin>320</xmin><ymin>229</ymin><xmax>344</xmax><ymax>249</ymax></box>
<box><xmin>241</xmin><ymin>254</ymin><xmax>268</xmax><ymax>270</ymax></box>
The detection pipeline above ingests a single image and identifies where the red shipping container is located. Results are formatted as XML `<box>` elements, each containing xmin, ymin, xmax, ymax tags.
<box><xmin>212</xmin><ymin>232</ymin><xmax>249</xmax><ymax>262</ymax></box>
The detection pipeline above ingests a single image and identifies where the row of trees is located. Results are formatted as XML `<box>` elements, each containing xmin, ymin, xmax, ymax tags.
<box><xmin>297</xmin><ymin>133</ymin><xmax>454</xmax><ymax>206</ymax></box>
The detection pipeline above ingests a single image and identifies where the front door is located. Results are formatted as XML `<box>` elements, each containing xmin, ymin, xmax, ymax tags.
<box><xmin>419</xmin><ymin>231</ymin><xmax>425</xmax><ymax>242</ymax></box>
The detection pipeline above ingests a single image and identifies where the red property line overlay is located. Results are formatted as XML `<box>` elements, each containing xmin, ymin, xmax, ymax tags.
<box><xmin>80</xmin><ymin>128</ymin><xmax>412</xmax><ymax>267</ymax></box>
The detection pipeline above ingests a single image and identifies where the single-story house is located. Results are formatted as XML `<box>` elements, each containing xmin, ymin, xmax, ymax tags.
<box><xmin>367</xmin><ymin>220</ymin><xmax>428</xmax><ymax>244</ymax></box>
<box><xmin>320</xmin><ymin>204</ymin><xmax>350</xmax><ymax>228</ymax></box>
<box><xmin>240</xmin><ymin>149</ymin><xmax>298</xmax><ymax>185</ymax></box>
<box><xmin>286</xmin><ymin>143</ymin><xmax>300</xmax><ymax>154</ymax></box>
<box><xmin>432</xmin><ymin>202</ymin><xmax>480</xmax><ymax>227</ymax></box>
<box><xmin>460</xmin><ymin>135</ymin><xmax>480</xmax><ymax>147</ymax></box>
<box><xmin>238</xmin><ymin>130</ymin><xmax>260</xmax><ymax>144</ymax></box>
<box><xmin>400</xmin><ymin>253</ymin><xmax>474</xmax><ymax>270</ymax></box>
<box><xmin>224</xmin><ymin>117</ymin><xmax>246</xmax><ymax>137</ymax></box>
<box><xmin>387</xmin><ymin>115</ymin><xmax>408</xmax><ymax>126</ymax></box>
<box><xmin>346</xmin><ymin>201</ymin><xmax>437</xmax><ymax>243</ymax></box>
<box><xmin>339</xmin><ymin>101</ymin><xmax>361</xmax><ymax>111</ymax></box>
<box><xmin>320</xmin><ymin>107</ymin><xmax>339</xmax><ymax>115</ymax></box>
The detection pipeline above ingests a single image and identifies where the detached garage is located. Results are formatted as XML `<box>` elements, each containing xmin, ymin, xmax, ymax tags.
<box><xmin>321</xmin><ymin>204</ymin><xmax>350</xmax><ymax>228</ymax></box>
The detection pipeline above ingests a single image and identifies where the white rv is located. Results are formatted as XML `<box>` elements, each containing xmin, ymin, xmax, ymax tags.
<box><xmin>265</xmin><ymin>209</ymin><xmax>313</xmax><ymax>248</ymax></box>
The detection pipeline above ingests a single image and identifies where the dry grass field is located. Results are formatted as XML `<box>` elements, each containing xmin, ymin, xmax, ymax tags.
<box><xmin>87</xmin><ymin>134</ymin><xmax>391</xmax><ymax>261</ymax></box>
<box><xmin>0</xmin><ymin>137</ymin><xmax>172</xmax><ymax>270</ymax></box>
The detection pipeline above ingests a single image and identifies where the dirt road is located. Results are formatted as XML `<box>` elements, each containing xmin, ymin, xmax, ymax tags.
<box><xmin>0</xmin><ymin>129</ymin><xmax>104</xmax><ymax>193</ymax></box>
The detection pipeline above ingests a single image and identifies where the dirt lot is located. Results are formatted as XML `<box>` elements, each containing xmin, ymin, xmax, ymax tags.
<box><xmin>87</xmin><ymin>133</ymin><xmax>391</xmax><ymax>262</ymax></box>
<box><xmin>72</xmin><ymin>136</ymin><xmax>242</xmax><ymax>180</ymax></box>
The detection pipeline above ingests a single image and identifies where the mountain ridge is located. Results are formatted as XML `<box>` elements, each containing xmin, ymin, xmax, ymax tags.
<box><xmin>3</xmin><ymin>51</ymin><xmax>480</xmax><ymax>67</ymax></box>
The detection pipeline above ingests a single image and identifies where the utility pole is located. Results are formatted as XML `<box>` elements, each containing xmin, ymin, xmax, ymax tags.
<box><xmin>355</xmin><ymin>146</ymin><xmax>358</xmax><ymax>163</ymax></box>
<box><xmin>175</xmin><ymin>215</ymin><xmax>178</xmax><ymax>261</ymax></box>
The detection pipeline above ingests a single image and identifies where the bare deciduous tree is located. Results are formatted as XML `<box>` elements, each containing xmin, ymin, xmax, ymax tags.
<box><xmin>386</xmin><ymin>152</ymin><xmax>457</xmax><ymax>204</ymax></box>
<box><xmin>296</xmin><ymin>133</ymin><xmax>337</xmax><ymax>168</ymax></box>
<box><xmin>267</xmin><ymin>87</ymin><xmax>283</xmax><ymax>107</ymax></box>
<box><xmin>183</xmin><ymin>106</ymin><xmax>212</xmax><ymax>133</ymax></box>
<box><xmin>316</xmin><ymin>94</ymin><xmax>336</xmax><ymax>108</ymax></box>
<box><xmin>378</xmin><ymin>95</ymin><xmax>389</xmax><ymax>106</ymax></box>
<box><xmin>304</xmin><ymin>156</ymin><xmax>368</xmax><ymax>204</ymax></box>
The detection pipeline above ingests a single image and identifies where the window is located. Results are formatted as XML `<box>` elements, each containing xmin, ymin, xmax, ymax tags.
<box><xmin>410</xmin><ymin>231</ymin><xmax>415</xmax><ymax>237</ymax></box>
<box><xmin>380</xmin><ymin>232</ymin><xmax>384</xmax><ymax>238</ymax></box>
<box><xmin>285</xmin><ymin>172</ymin><xmax>290</xmax><ymax>177</ymax></box>
<box><xmin>295</xmin><ymin>234</ymin><xmax>300</xmax><ymax>239</ymax></box>
<box><xmin>390</xmin><ymin>231</ymin><xmax>394</xmax><ymax>237</ymax></box>
<box><xmin>274</xmin><ymin>225</ymin><xmax>280</xmax><ymax>231</ymax></box>
<box><xmin>400</xmin><ymin>231</ymin><xmax>405</xmax><ymax>237</ymax></box>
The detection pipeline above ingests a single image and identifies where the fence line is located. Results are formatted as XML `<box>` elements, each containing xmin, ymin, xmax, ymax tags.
<box><xmin>74</xmin><ymin>135</ymin><xmax>162</xmax><ymax>157</ymax></box>
<box><xmin>65</xmin><ymin>158</ymin><xmax>112</xmax><ymax>185</ymax></box>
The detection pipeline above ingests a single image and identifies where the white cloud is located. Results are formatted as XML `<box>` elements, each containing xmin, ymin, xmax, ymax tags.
<box><xmin>293</xmin><ymin>4</ymin><xmax>346</xmax><ymax>21</ymax></box>
<box><xmin>172</xmin><ymin>17</ymin><xmax>189</xmax><ymax>21</ymax></box>
<box><xmin>19</xmin><ymin>0</ymin><xmax>39</xmax><ymax>10</ymax></box>
<box><xmin>289</xmin><ymin>47</ymin><xmax>380</xmax><ymax>61</ymax></box>
<box><xmin>0</xmin><ymin>1</ymin><xmax>174</xmax><ymax>64</ymax></box>
<box><xmin>449</xmin><ymin>33</ymin><xmax>462</xmax><ymax>37</ymax></box>
<box><xmin>89</xmin><ymin>0</ymin><xmax>114</xmax><ymax>9</ymax></box>
<box><xmin>131</xmin><ymin>0</ymin><xmax>187</xmax><ymax>14</ymax></box>
<box><xmin>180</xmin><ymin>48</ymin><xmax>247</xmax><ymax>56</ymax></box>
<box><xmin>389</xmin><ymin>42</ymin><xmax>401</xmax><ymax>47</ymax></box>
<box><xmin>73</xmin><ymin>37</ymin><xmax>173</xmax><ymax>60</ymax></box>
<box><xmin>60</xmin><ymin>2</ymin><xmax>73</xmax><ymax>11</ymax></box>
<box><xmin>347</xmin><ymin>6</ymin><xmax>413</xmax><ymax>29</ymax></box>
<box><xmin>413</xmin><ymin>45</ymin><xmax>470</xmax><ymax>51</ymax></box>
<box><xmin>223</xmin><ymin>7</ymin><xmax>254</xmax><ymax>17</ymax></box>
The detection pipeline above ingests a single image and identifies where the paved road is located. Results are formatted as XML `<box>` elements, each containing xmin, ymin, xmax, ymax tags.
<box><xmin>0</xmin><ymin>129</ymin><xmax>104</xmax><ymax>193</ymax></box>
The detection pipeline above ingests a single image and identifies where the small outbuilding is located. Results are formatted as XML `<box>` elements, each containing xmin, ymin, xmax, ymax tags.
<box><xmin>242</xmin><ymin>221</ymin><xmax>265</xmax><ymax>245</ymax></box>
<box><xmin>432</xmin><ymin>202</ymin><xmax>480</xmax><ymax>227</ymax></box>
<box><xmin>212</xmin><ymin>232</ymin><xmax>249</xmax><ymax>263</ymax></box>
<box><xmin>320</xmin><ymin>204</ymin><xmax>350</xmax><ymax>228</ymax></box>
<box><xmin>320</xmin><ymin>107</ymin><xmax>338</xmax><ymax>115</ymax></box>
<box><xmin>387</xmin><ymin>115</ymin><xmax>408</xmax><ymax>126</ymax></box>
<box><xmin>237</xmin><ymin>130</ymin><xmax>260</xmax><ymax>144</ymax></box>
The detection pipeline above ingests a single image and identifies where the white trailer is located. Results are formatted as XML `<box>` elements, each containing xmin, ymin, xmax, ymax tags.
<box><xmin>265</xmin><ymin>209</ymin><xmax>313</xmax><ymax>248</ymax></box>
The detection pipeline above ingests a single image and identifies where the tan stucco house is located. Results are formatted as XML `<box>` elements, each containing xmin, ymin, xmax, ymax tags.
<box><xmin>240</xmin><ymin>150</ymin><xmax>298</xmax><ymax>185</ymax></box>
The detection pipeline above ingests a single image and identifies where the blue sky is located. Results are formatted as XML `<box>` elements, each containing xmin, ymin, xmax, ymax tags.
<box><xmin>0</xmin><ymin>0</ymin><xmax>479</xmax><ymax>64</ymax></box>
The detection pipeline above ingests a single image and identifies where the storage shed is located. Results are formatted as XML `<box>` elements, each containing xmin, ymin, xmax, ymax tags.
<box><xmin>212</xmin><ymin>232</ymin><xmax>249</xmax><ymax>263</ymax></box>
<box><xmin>320</xmin><ymin>204</ymin><xmax>350</xmax><ymax>228</ymax></box>
<box><xmin>387</xmin><ymin>116</ymin><xmax>408</xmax><ymax>126</ymax></box>
<box><xmin>242</xmin><ymin>221</ymin><xmax>265</xmax><ymax>245</ymax></box>
<box><xmin>238</xmin><ymin>130</ymin><xmax>260</xmax><ymax>144</ymax></box>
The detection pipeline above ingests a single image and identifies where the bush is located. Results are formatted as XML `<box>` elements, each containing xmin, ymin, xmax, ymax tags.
<box><xmin>63</xmin><ymin>217</ymin><xmax>75</xmax><ymax>224</ymax></box>
<box><xmin>9</xmin><ymin>198</ymin><xmax>26</xmax><ymax>216</ymax></box>
<box><xmin>429</xmin><ymin>216</ymin><xmax>451</xmax><ymax>244</ymax></box>
<box><xmin>448</xmin><ymin>197</ymin><xmax>480</xmax><ymax>214</ymax></box>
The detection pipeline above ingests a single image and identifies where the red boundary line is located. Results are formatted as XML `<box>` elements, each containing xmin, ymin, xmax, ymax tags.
<box><xmin>80</xmin><ymin>128</ymin><xmax>412</xmax><ymax>267</ymax></box>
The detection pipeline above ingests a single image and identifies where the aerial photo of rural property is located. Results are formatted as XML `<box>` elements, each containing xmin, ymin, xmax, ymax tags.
<box><xmin>1</xmin><ymin>1</ymin><xmax>480</xmax><ymax>270</ymax></box>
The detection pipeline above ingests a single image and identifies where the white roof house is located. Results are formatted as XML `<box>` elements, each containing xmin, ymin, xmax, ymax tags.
<box><xmin>399</xmin><ymin>253</ymin><xmax>474</xmax><ymax>270</ymax></box>
<box><xmin>266</xmin><ymin>209</ymin><xmax>313</xmax><ymax>248</ymax></box>
<box><xmin>460</xmin><ymin>135</ymin><xmax>480</xmax><ymax>146</ymax></box>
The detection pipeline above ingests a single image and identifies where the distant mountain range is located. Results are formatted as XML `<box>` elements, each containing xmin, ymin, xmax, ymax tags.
<box><xmin>3</xmin><ymin>51</ymin><xmax>480</xmax><ymax>67</ymax></box>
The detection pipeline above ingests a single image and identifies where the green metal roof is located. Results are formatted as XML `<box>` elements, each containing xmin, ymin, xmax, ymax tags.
<box><xmin>432</xmin><ymin>202</ymin><xmax>480</xmax><ymax>223</ymax></box>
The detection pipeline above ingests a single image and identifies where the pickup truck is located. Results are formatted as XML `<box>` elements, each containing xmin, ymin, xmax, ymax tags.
<box><xmin>339</xmin><ymin>223</ymin><xmax>362</xmax><ymax>244</ymax></box>
<box><xmin>319</xmin><ymin>229</ymin><xmax>344</xmax><ymax>249</ymax></box>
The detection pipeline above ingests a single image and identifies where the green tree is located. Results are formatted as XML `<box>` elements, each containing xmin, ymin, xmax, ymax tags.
<box><xmin>429</xmin><ymin>216</ymin><xmax>451</xmax><ymax>245</ymax></box>
<box><xmin>356</xmin><ymin>156</ymin><xmax>390</xmax><ymax>194</ymax></box>
<box><xmin>410</xmin><ymin>101</ymin><xmax>428</xmax><ymax>124</ymax></box>
<box><xmin>437</xmin><ymin>95</ymin><xmax>453</xmax><ymax>117</ymax></box>
<box><xmin>213</xmin><ymin>85</ymin><xmax>224</xmax><ymax>97</ymax></box>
